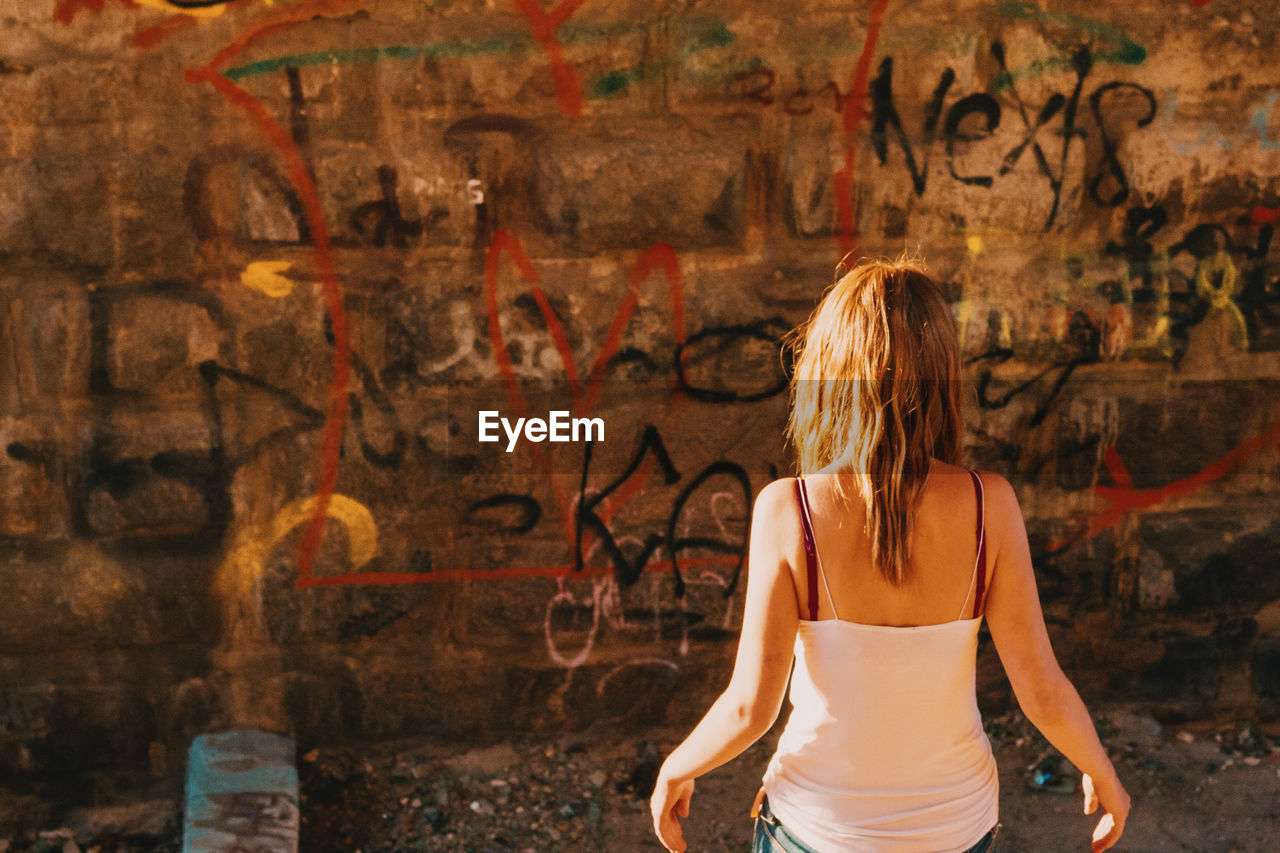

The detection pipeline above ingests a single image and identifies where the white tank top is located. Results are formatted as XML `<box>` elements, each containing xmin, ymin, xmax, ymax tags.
<box><xmin>761</xmin><ymin>474</ymin><xmax>998</xmax><ymax>852</ymax></box>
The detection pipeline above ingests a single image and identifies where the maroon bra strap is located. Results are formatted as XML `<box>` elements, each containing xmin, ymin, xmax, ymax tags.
<box><xmin>969</xmin><ymin>469</ymin><xmax>988</xmax><ymax>619</ymax></box>
<box><xmin>794</xmin><ymin>478</ymin><xmax>819</xmax><ymax>621</ymax></box>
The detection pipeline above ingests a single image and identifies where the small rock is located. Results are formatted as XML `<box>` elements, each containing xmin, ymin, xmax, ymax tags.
<box><xmin>411</xmin><ymin>798</ymin><xmax>421</xmax><ymax>808</ymax></box>
<box><xmin>588</xmin><ymin>770</ymin><xmax>607</xmax><ymax>788</ymax></box>
<box><xmin>1177</xmin><ymin>731</ymin><xmax>1195</xmax><ymax>744</ymax></box>
<box><xmin>1244</xmin><ymin>757</ymin><xmax>1262</xmax><ymax>767</ymax></box>
<box><xmin>559</xmin><ymin>801</ymin><xmax>582</xmax><ymax>819</ymax></box>
<box><xmin>66</xmin><ymin>800</ymin><xmax>176</xmax><ymax>839</ymax></box>
<box><xmin>303</xmin><ymin>749</ymin><xmax>320</xmax><ymax>762</ymax></box>
<box><xmin>38</xmin><ymin>830</ymin><xmax>75</xmax><ymax>841</ymax></box>
<box><xmin>470</xmin><ymin>799</ymin><xmax>496</xmax><ymax>816</ymax></box>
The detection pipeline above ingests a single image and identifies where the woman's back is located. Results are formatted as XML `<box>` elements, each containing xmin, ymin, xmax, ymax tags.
<box><xmin>760</xmin><ymin>463</ymin><xmax>998</xmax><ymax>851</ymax></box>
<box><xmin>785</xmin><ymin>460</ymin><xmax>987</xmax><ymax>628</ymax></box>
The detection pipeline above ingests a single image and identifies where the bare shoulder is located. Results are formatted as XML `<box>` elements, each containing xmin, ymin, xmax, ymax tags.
<box><xmin>752</xmin><ymin>477</ymin><xmax>799</xmax><ymax>521</ymax></box>
<box><xmin>970</xmin><ymin>469</ymin><xmax>1026</xmax><ymax>559</ymax></box>
<box><xmin>749</xmin><ymin>477</ymin><xmax>805</xmax><ymax>548</ymax></box>
<box><xmin>972</xmin><ymin>469</ymin><xmax>1020</xmax><ymax>519</ymax></box>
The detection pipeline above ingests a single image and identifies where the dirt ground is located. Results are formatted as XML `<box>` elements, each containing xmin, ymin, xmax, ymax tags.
<box><xmin>3</xmin><ymin>707</ymin><xmax>1278</xmax><ymax>852</ymax></box>
<box><xmin>291</xmin><ymin>707</ymin><xmax>1279</xmax><ymax>853</ymax></box>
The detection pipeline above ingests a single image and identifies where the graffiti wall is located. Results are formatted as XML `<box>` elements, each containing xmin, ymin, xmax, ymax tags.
<box><xmin>2</xmin><ymin>0</ymin><xmax>1279</xmax><ymax>783</ymax></box>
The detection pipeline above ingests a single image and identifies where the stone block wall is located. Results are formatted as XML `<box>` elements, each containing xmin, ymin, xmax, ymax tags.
<box><xmin>1</xmin><ymin>0</ymin><xmax>1279</xmax><ymax>790</ymax></box>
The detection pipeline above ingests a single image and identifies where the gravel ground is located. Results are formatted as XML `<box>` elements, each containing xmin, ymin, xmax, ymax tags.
<box><xmin>3</xmin><ymin>709</ymin><xmax>1279</xmax><ymax>852</ymax></box>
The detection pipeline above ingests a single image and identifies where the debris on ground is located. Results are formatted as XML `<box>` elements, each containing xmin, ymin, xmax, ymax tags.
<box><xmin>1</xmin><ymin>711</ymin><xmax>1278</xmax><ymax>851</ymax></box>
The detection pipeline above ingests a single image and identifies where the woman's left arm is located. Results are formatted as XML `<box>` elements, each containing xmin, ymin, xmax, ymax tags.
<box><xmin>650</xmin><ymin>479</ymin><xmax>801</xmax><ymax>852</ymax></box>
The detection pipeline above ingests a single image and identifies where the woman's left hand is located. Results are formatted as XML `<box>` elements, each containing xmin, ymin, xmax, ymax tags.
<box><xmin>650</xmin><ymin>773</ymin><xmax>695</xmax><ymax>852</ymax></box>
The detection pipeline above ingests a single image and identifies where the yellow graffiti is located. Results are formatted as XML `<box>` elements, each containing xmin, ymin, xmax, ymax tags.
<box><xmin>1129</xmin><ymin>254</ymin><xmax>1175</xmax><ymax>358</ymax></box>
<box><xmin>240</xmin><ymin>260</ymin><xmax>296</xmax><ymax>298</ymax></box>
<box><xmin>215</xmin><ymin>494</ymin><xmax>379</xmax><ymax>606</ymax></box>
<box><xmin>135</xmin><ymin>0</ymin><xmax>228</xmax><ymax>18</ymax></box>
<box><xmin>1194</xmin><ymin>250</ymin><xmax>1249</xmax><ymax>349</ymax></box>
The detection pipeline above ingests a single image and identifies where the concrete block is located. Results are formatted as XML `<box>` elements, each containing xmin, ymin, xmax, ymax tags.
<box><xmin>105</xmin><ymin>294</ymin><xmax>226</xmax><ymax>395</ymax></box>
<box><xmin>183</xmin><ymin>730</ymin><xmax>298</xmax><ymax>853</ymax></box>
<box><xmin>0</xmin><ymin>281</ymin><xmax>92</xmax><ymax>406</ymax></box>
<box><xmin>0</xmin><ymin>416</ymin><xmax>68</xmax><ymax>539</ymax></box>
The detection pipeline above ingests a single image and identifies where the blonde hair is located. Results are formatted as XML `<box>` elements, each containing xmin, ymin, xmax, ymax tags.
<box><xmin>785</xmin><ymin>256</ymin><xmax>963</xmax><ymax>584</ymax></box>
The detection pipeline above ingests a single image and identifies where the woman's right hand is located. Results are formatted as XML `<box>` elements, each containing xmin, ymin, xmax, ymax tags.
<box><xmin>1083</xmin><ymin>772</ymin><xmax>1130</xmax><ymax>852</ymax></box>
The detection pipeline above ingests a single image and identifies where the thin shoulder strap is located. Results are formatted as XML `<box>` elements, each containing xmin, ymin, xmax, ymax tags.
<box><xmin>968</xmin><ymin>469</ymin><xmax>988</xmax><ymax>619</ymax></box>
<box><xmin>794</xmin><ymin>478</ymin><xmax>819</xmax><ymax>621</ymax></box>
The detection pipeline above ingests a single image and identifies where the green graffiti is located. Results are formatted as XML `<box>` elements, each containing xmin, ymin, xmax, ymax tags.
<box><xmin>586</xmin><ymin>21</ymin><xmax>736</xmax><ymax>100</ymax></box>
<box><xmin>222</xmin><ymin>19</ymin><xmax>735</xmax><ymax>95</ymax></box>
<box><xmin>993</xmin><ymin>0</ymin><xmax>1146</xmax><ymax>90</ymax></box>
<box><xmin>223</xmin><ymin>38</ymin><xmax>524</xmax><ymax>81</ymax></box>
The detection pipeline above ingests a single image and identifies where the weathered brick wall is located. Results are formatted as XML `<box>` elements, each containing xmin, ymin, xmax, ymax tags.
<box><xmin>2</xmin><ymin>0</ymin><xmax>1279</xmax><ymax>789</ymax></box>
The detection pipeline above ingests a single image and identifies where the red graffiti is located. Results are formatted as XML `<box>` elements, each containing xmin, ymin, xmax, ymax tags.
<box><xmin>132</xmin><ymin>12</ymin><xmax>198</xmax><ymax>49</ymax></box>
<box><xmin>55</xmin><ymin>0</ymin><xmax>200</xmax><ymax>50</ymax></box>
<box><xmin>181</xmin><ymin>1</ymin><xmax>675</xmax><ymax>589</ymax></box>
<box><xmin>1191</xmin><ymin>0</ymin><xmax>1211</xmax><ymax>7</ymax></box>
<box><xmin>485</xmin><ymin>230</ymin><xmax>687</xmax><ymax>547</ymax></box>
<box><xmin>512</xmin><ymin>0</ymin><xmax>587</xmax><ymax>117</ymax></box>
<box><xmin>1048</xmin><ymin>417</ymin><xmax>1280</xmax><ymax>551</ymax></box>
<box><xmin>834</xmin><ymin>0</ymin><xmax>891</xmax><ymax>258</ymax></box>
<box><xmin>185</xmin><ymin>0</ymin><xmax>368</xmax><ymax>586</ymax></box>
<box><xmin>202</xmin><ymin>0</ymin><xmax>365</xmax><ymax>71</ymax></box>
<box><xmin>54</xmin><ymin>0</ymin><xmax>136</xmax><ymax>24</ymax></box>
<box><xmin>1251</xmin><ymin>205</ymin><xmax>1280</xmax><ymax>225</ymax></box>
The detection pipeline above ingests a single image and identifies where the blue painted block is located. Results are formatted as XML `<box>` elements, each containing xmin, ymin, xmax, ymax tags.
<box><xmin>183</xmin><ymin>730</ymin><xmax>299</xmax><ymax>853</ymax></box>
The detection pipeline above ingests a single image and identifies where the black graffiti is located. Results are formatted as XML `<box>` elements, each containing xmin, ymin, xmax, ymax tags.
<box><xmin>198</xmin><ymin>362</ymin><xmax>325</xmax><ymax>467</ymax></box>
<box><xmin>1105</xmin><ymin>203</ymin><xmax>1280</xmax><ymax>353</ymax></box>
<box><xmin>465</xmin><ymin>494</ymin><xmax>542</xmax><ymax>535</ymax></box>
<box><xmin>6</xmin><ymin>441</ymin><xmax>51</xmax><ymax>467</ymax></box>
<box><xmin>675</xmin><ymin>322</ymin><xmax>789</xmax><ymax>403</ymax></box>
<box><xmin>350</xmin><ymin>166</ymin><xmax>439</xmax><ymax>248</ymax></box>
<box><xmin>945</xmin><ymin>93</ymin><xmax>1002</xmax><ymax>188</ymax></box>
<box><xmin>78</xmin><ymin>284</ymin><xmax>234</xmax><ymax>553</ymax></box>
<box><xmin>1088</xmin><ymin>82</ymin><xmax>1158</xmax><ymax>207</ymax></box>
<box><xmin>571</xmin><ymin>425</ymin><xmax>753</xmax><ymax>599</ymax></box>
<box><xmin>347</xmin><ymin>351</ymin><xmax>407</xmax><ymax>468</ymax></box>
<box><xmin>732</xmin><ymin>68</ymin><xmax>776</xmax><ymax>108</ymax></box>
<box><xmin>871</xmin><ymin>58</ymin><xmax>955</xmax><ymax>197</ymax></box>
<box><xmin>994</xmin><ymin>42</ymin><xmax>1091</xmax><ymax>229</ymax></box>
<box><xmin>665</xmin><ymin>461</ymin><xmax>752</xmax><ymax>598</ymax></box>
<box><xmin>733</xmin><ymin>42</ymin><xmax>1154</xmax><ymax>231</ymax></box>
<box><xmin>573</xmin><ymin>425</ymin><xmax>681</xmax><ymax>586</ymax></box>
<box><xmin>284</xmin><ymin>66</ymin><xmax>317</xmax><ymax>185</ymax></box>
<box><xmin>970</xmin><ymin>308</ymin><xmax>1100</xmax><ymax>427</ymax></box>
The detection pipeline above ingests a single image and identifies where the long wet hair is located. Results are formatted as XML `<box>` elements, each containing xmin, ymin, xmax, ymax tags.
<box><xmin>785</xmin><ymin>256</ymin><xmax>963</xmax><ymax>585</ymax></box>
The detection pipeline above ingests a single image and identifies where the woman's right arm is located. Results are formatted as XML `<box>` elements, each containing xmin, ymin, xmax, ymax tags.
<box><xmin>981</xmin><ymin>472</ymin><xmax>1131</xmax><ymax>853</ymax></box>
